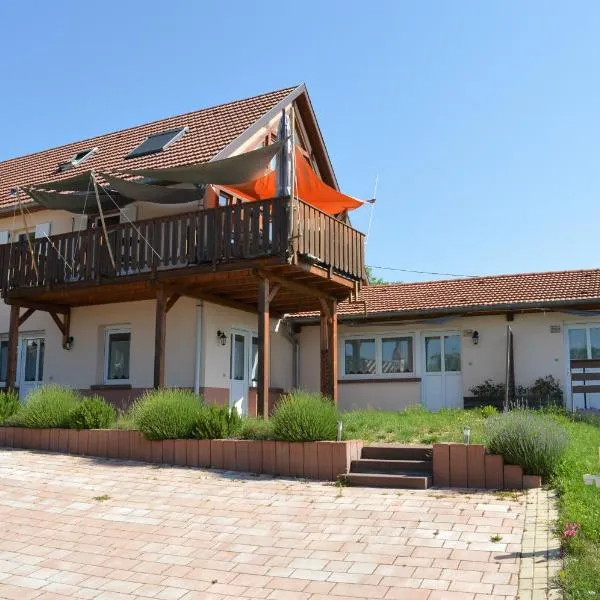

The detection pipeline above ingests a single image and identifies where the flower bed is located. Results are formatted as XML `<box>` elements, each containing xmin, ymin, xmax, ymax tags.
<box><xmin>0</xmin><ymin>427</ymin><xmax>363</xmax><ymax>481</ymax></box>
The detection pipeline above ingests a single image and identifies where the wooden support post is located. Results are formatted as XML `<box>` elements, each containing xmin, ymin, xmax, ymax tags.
<box><xmin>257</xmin><ymin>278</ymin><xmax>270</xmax><ymax>418</ymax></box>
<box><xmin>320</xmin><ymin>298</ymin><xmax>338</xmax><ymax>405</ymax></box>
<box><xmin>154</xmin><ymin>288</ymin><xmax>167</xmax><ymax>389</ymax></box>
<box><xmin>62</xmin><ymin>309</ymin><xmax>71</xmax><ymax>349</ymax></box>
<box><xmin>7</xmin><ymin>305</ymin><xmax>19</xmax><ymax>392</ymax></box>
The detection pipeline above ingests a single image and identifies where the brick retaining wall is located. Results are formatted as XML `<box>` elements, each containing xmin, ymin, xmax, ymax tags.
<box><xmin>0</xmin><ymin>427</ymin><xmax>363</xmax><ymax>482</ymax></box>
<box><xmin>433</xmin><ymin>443</ymin><xmax>542</xmax><ymax>490</ymax></box>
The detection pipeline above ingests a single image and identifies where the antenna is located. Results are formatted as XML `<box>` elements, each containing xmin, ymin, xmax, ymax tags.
<box><xmin>365</xmin><ymin>173</ymin><xmax>378</xmax><ymax>246</ymax></box>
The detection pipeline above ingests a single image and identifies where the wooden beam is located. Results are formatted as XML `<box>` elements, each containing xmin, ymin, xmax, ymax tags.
<box><xmin>295</xmin><ymin>262</ymin><xmax>357</xmax><ymax>289</ymax></box>
<box><xmin>49</xmin><ymin>311</ymin><xmax>67</xmax><ymax>336</ymax></box>
<box><xmin>329</xmin><ymin>299</ymin><xmax>338</xmax><ymax>405</ymax></box>
<box><xmin>180</xmin><ymin>288</ymin><xmax>259</xmax><ymax>315</ymax></box>
<box><xmin>257</xmin><ymin>278</ymin><xmax>270</xmax><ymax>418</ymax></box>
<box><xmin>268</xmin><ymin>284</ymin><xmax>281</xmax><ymax>304</ymax></box>
<box><xmin>18</xmin><ymin>308</ymin><xmax>36</xmax><ymax>327</ymax></box>
<box><xmin>62</xmin><ymin>309</ymin><xmax>71</xmax><ymax>349</ymax></box>
<box><xmin>256</xmin><ymin>269</ymin><xmax>330</xmax><ymax>300</ymax></box>
<box><xmin>47</xmin><ymin>307</ymin><xmax>72</xmax><ymax>348</ymax></box>
<box><xmin>320</xmin><ymin>299</ymin><xmax>338</xmax><ymax>404</ymax></box>
<box><xmin>165</xmin><ymin>293</ymin><xmax>181</xmax><ymax>313</ymax></box>
<box><xmin>7</xmin><ymin>305</ymin><xmax>19</xmax><ymax>391</ymax></box>
<box><xmin>154</xmin><ymin>288</ymin><xmax>167</xmax><ymax>389</ymax></box>
<box><xmin>4</xmin><ymin>298</ymin><xmax>70</xmax><ymax>315</ymax></box>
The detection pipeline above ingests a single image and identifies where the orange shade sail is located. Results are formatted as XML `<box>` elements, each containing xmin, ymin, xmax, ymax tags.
<box><xmin>225</xmin><ymin>147</ymin><xmax>363</xmax><ymax>215</ymax></box>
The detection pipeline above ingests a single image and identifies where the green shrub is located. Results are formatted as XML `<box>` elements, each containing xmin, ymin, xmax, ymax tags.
<box><xmin>485</xmin><ymin>410</ymin><xmax>569</xmax><ymax>479</ymax></box>
<box><xmin>271</xmin><ymin>391</ymin><xmax>339</xmax><ymax>442</ymax></box>
<box><xmin>192</xmin><ymin>404</ymin><xmax>241</xmax><ymax>439</ymax></box>
<box><xmin>530</xmin><ymin>375</ymin><xmax>563</xmax><ymax>402</ymax></box>
<box><xmin>470</xmin><ymin>379</ymin><xmax>505</xmax><ymax>401</ymax></box>
<box><xmin>0</xmin><ymin>390</ymin><xmax>20</xmax><ymax>424</ymax></box>
<box><xmin>8</xmin><ymin>385</ymin><xmax>80</xmax><ymax>428</ymax></box>
<box><xmin>132</xmin><ymin>389</ymin><xmax>204</xmax><ymax>440</ymax></box>
<box><xmin>68</xmin><ymin>396</ymin><xmax>117</xmax><ymax>429</ymax></box>
<box><xmin>479</xmin><ymin>405</ymin><xmax>499</xmax><ymax>419</ymax></box>
<box><xmin>239</xmin><ymin>417</ymin><xmax>273</xmax><ymax>440</ymax></box>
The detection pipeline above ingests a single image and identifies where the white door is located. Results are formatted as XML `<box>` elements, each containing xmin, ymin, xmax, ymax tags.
<box><xmin>18</xmin><ymin>337</ymin><xmax>45</xmax><ymax>400</ymax></box>
<box><xmin>229</xmin><ymin>330</ymin><xmax>258</xmax><ymax>416</ymax></box>
<box><xmin>566</xmin><ymin>325</ymin><xmax>600</xmax><ymax>410</ymax></box>
<box><xmin>422</xmin><ymin>333</ymin><xmax>462</xmax><ymax>410</ymax></box>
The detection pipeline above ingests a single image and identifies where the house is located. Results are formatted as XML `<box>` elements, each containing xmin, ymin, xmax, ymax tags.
<box><xmin>3</xmin><ymin>87</ymin><xmax>598</xmax><ymax>417</ymax></box>
<box><xmin>0</xmin><ymin>85</ymin><xmax>366</xmax><ymax>413</ymax></box>
<box><xmin>291</xmin><ymin>269</ymin><xmax>600</xmax><ymax>412</ymax></box>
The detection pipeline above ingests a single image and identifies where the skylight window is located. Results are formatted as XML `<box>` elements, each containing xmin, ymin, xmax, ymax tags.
<box><xmin>57</xmin><ymin>147</ymin><xmax>98</xmax><ymax>172</ymax></box>
<box><xmin>125</xmin><ymin>127</ymin><xmax>188</xmax><ymax>160</ymax></box>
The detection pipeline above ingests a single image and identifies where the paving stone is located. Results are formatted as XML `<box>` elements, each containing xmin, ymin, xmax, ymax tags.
<box><xmin>0</xmin><ymin>449</ymin><xmax>547</xmax><ymax>600</ymax></box>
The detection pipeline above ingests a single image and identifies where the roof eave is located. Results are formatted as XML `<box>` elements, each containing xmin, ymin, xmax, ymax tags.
<box><xmin>287</xmin><ymin>297</ymin><xmax>600</xmax><ymax>325</ymax></box>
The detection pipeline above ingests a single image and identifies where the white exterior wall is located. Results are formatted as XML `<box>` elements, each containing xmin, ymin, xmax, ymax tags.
<box><xmin>0</xmin><ymin>298</ymin><xmax>293</xmax><ymax>395</ymax></box>
<box><xmin>0</xmin><ymin>207</ymin><xmax>75</xmax><ymax>238</ymax></box>
<box><xmin>297</xmin><ymin>311</ymin><xmax>593</xmax><ymax>411</ymax></box>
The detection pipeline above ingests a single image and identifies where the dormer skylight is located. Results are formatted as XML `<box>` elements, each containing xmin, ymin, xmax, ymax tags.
<box><xmin>57</xmin><ymin>147</ymin><xmax>98</xmax><ymax>172</ymax></box>
<box><xmin>125</xmin><ymin>126</ymin><xmax>188</xmax><ymax>160</ymax></box>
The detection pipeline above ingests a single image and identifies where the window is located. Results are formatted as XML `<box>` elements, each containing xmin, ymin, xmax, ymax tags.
<box><xmin>11</xmin><ymin>228</ymin><xmax>35</xmax><ymax>243</ymax></box>
<box><xmin>125</xmin><ymin>127</ymin><xmax>188</xmax><ymax>160</ymax></box>
<box><xmin>382</xmin><ymin>337</ymin><xmax>413</xmax><ymax>373</ymax></box>
<box><xmin>58</xmin><ymin>147</ymin><xmax>98</xmax><ymax>172</ymax></box>
<box><xmin>94</xmin><ymin>214</ymin><xmax>121</xmax><ymax>230</ymax></box>
<box><xmin>104</xmin><ymin>328</ymin><xmax>131</xmax><ymax>383</ymax></box>
<box><xmin>345</xmin><ymin>339</ymin><xmax>376</xmax><ymax>375</ymax></box>
<box><xmin>568</xmin><ymin>326</ymin><xmax>600</xmax><ymax>360</ymax></box>
<box><xmin>343</xmin><ymin>335</ymin><xmax>415</xmax><ymax>378</ymax></box>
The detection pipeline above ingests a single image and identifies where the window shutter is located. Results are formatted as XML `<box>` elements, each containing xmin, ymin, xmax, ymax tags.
<box><xmin>35</xmin><ymin>222</ymin><xmax>51</xmax><ymax>239</ymax></box>
<box><xmin>72</xmin><ymin>215</ymin><xmax>88</xmax><ymax>231</ymax></box>
<box><xmin>0</xmin><ymin>231</ymin><xmax>8</xmax><ymax>245</ymax></box>
<box><xmin>119</xmin><ymin>205</ymin><xmax>137</xmax><ymax>224</ymax></box>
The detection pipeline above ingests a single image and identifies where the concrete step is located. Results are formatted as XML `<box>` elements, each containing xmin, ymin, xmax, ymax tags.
<box><xmin>343</xmin><ymin>472</ymin><xmax>432</xmax><ymax>489</ymax></box>
<box><xmin>361</xmin><ymin>444</ymin><xmax>433</xmax><ymax>461</ymax></box>
<box><xmin>351</xmin><ymin>458</ymin><xmax>433</xmax><ymax>474</ymax></box>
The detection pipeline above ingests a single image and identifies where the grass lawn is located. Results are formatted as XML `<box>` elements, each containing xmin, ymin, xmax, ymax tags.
<box><xmin>342</xmin><ymin>406</ymin><xmax>600</xmax><ymax>596</ymax></box>
<box><xmin>342</xmin><ymin>405</ymin><xmax>488</xmax><ymax>444</ymax></box>
<box><xmin>553</xmin><ymin>414</ymin><xmax>600</xmax><ymax>597</ymax></box>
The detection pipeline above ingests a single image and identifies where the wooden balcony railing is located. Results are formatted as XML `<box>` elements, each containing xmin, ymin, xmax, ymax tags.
<box><xmin>293</xmin><ymin>201</ymin><xmax>366</xmax><ymax>282</ymax></box>
<box><xmin>0</xmin><ymin>197</ymin><xmax>366</xmax><ymax>293</ymax></box>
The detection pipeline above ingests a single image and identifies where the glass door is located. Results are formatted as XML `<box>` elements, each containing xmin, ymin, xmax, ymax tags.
<box><xmin>567</xmin><ymin>326</ymin><xmax>600</xmax><ymax>410</ymax></box>
<box><xmin>230</xmin><ymin>332</ymin><xmax>247</xmax><ymax>416</ymax></box>
<box><xmin>18</xmin><ymin>337</ymin><xmax>45</xmax><ymax>400</ymax></box>
<box><xmin>422</xmin><ymin>333</ymin><xmax>462</xmax><ymax>410</ymax></box>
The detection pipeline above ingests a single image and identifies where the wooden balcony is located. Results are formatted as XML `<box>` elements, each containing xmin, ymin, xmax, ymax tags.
<box><xmin>0</xmin><ymin>197</ymin><xmax>366</xmax><ymax>315</ymax></box>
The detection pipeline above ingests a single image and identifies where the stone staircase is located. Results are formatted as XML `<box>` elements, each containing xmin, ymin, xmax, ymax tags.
<box><xmin>343</xmin><ymin>444</ymin><xmax>433</xmax><ymax>489</ymax></box>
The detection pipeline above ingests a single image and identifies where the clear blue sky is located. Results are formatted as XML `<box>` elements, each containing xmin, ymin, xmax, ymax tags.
<box><xmin>1</xmin><ymin>1</ymin><xmax>598</xmax><ymax>282</ymax></box>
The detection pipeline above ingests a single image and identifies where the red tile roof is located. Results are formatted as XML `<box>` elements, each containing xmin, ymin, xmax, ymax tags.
<box><xmin>0</xmin><ymin>87</ymin><xmax>295</xmax><ymax>211</ymax></box>
<box><xmin>294</xmin><ymin>268</ymin><xmax>600</xmax><ymax>320</ymax></box>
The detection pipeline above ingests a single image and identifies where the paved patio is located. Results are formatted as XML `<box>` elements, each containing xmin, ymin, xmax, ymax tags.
<box><xmin>0</xmin><ymin>449</ymin><xmax>529</xmax><ymax>600</ymax></box>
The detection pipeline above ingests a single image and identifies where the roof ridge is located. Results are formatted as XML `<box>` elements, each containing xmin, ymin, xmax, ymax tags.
<box><xmin>0</xmin><ymin>86</ymin><xmax>298</xmax><ymax>166</ymax></box>
<box><xmin>367</xmin><ymin>266</ymin><xmax>600</xmax><ymax>290</ymax></box>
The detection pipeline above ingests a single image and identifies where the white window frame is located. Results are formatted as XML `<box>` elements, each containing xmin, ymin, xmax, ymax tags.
<box><xmin>104</xmin><ymin>327</ymin><xmax>132</xmax><ymax>385</ymax></box>
<box><xmin>341</xmin><ymin>332</ymin><xmax>416</xmax><ymax>379</ymax></box>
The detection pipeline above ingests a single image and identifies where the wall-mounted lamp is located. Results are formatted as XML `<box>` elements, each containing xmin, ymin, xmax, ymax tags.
<box><xmin>62</xmin><ymin>336</ymin><xmax>74</xmax><ymax>351</ymax></box>
<box><xmin>471</xmin><ymin>330</ymin><xmax>480</xmax><ymax>345</ymax></box>
<box><xmin>216</xmin><ymin>330</ymin><xmax>227</xmax><ymax>346</ymax></box>
<box><xmin>463</xmin><ymin>426</ymin><xmax>472</xmax><ymax>445</ymax></box>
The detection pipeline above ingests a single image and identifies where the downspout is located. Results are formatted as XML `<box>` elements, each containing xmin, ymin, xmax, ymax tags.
<box><xmin>193</xmin><ymin>302</ymin><xmax>204</xmax><ymax>395</ymax></box>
